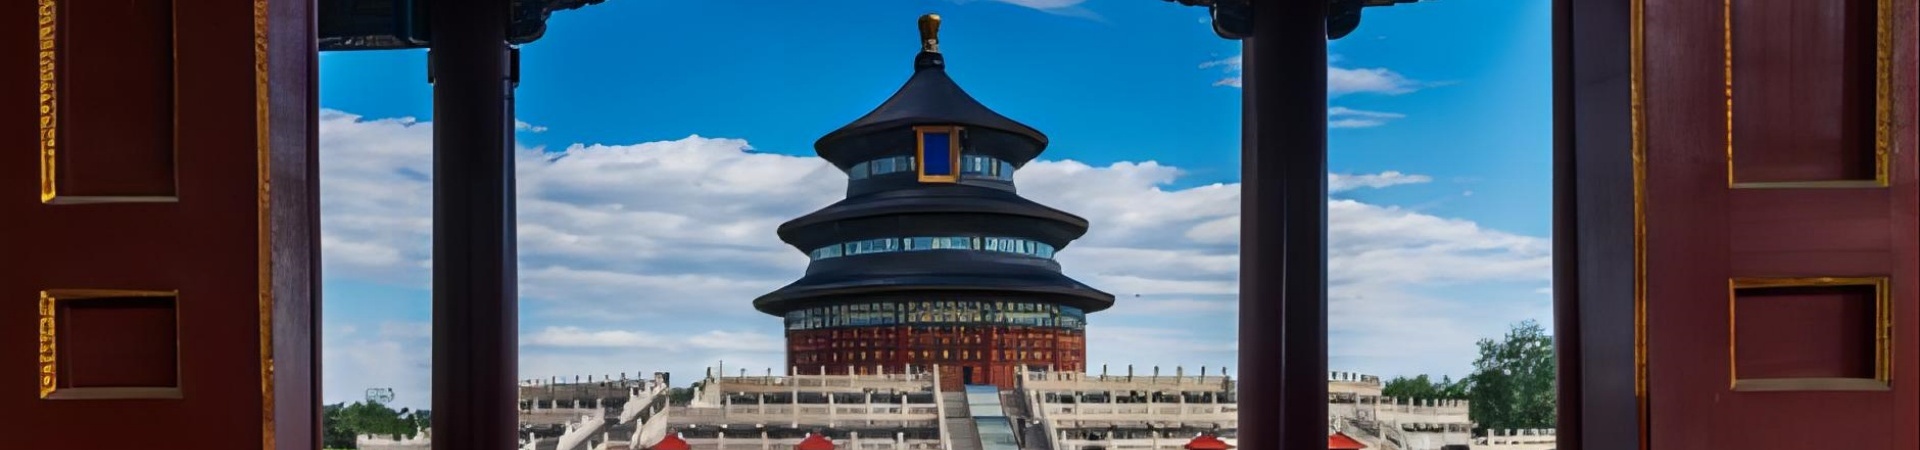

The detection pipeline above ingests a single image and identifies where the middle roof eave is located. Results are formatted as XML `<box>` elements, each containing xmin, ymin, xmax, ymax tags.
<box><xmin>776</xmin><ymin>186</ymin><xmax>1092</xmax><ymax>241</ymax></box>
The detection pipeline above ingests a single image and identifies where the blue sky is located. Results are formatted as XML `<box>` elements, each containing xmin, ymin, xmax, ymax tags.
<box><xmin>317</xmin><ymin>0</ymin><xmax>1552</xmax><ymax>409</ymax></box>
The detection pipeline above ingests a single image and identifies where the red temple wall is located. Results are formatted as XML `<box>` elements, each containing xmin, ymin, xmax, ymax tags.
<box><xmin>787</xmin><ymin>325</ymin><xmax>1085</xmax><ymax>390</ymax></box>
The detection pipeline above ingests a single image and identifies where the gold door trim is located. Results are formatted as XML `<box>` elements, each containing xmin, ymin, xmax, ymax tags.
<box><xmin>38</xmin><ymin>289</ymin><xmax>184</xmax><ymax>400</ymax></box>
<box><xmin>1629</xmin><ymin>0</ymin><xmax>1649</xmax><ymax>448</ymax></box>
<box><xmin>1725</xmin><ymin>0</ymin><xmax>1896</xmax><ymax>189</ymax></box>
<box><xmin>34</xmin><ymin>0</ymin><xmax>184</xmax><ymax>204</ymax></box>
<box><xmin>1727</xmin><ymin>277</ymin><xmax>1893</xmax><ymax>391</ymax></box>
<box><xmin>253</xmin><ymin>2</ymin><xmax>275</xmax><ymax>449</ymax></box>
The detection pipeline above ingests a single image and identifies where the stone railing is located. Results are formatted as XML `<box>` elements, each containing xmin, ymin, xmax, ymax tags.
<box><xmin>683</xmin><ymin>436</ymin><xmax>942</xmax><ymax>450</ymax></box>
<box><xmin>554</xmin><ymin>408</ymin><xmax>608</xmax><ymax>450</ymax></box>
<box><xmin>357</xmin><ymin>430</ymin><xmax>431</xmax><ymax>450</ymax></box>
<box><xmin>1054</xmin><ymin>437</ymin><xmax>1220</xmax><ymax>450</ymax></box>
<box><xmin>1327</xmin><ymin>371</ymin><xmax>1382</xmax><ymax>385</ymax></box>
<box><xmin>696</xmin><ymin>373</ymin><xmax>937</xmax><ymax>399</ymax></box>
<box><xmin>1018</xmin><ymin>370</ymin><xmax>1235</xmax><ymax>393</ymax></box>
<box><xmin>1479</xmin><ymin>428</ymin><xmax>1557</xmax><ymax>445</ymax></box>
<box><xmin>662</xmin><ymin>404</ymin><xmax>939</xmax><ymax>428</ymax></box>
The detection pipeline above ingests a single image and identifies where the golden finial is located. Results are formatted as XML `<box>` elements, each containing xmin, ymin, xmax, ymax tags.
<box><xmin>919</xmin><ymin>14</ymin><xmax>942</xmax><ymax>53</ymax></box>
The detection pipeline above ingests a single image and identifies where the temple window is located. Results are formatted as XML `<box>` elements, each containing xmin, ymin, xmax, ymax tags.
<box><xmin>914</xmin><ymin>125</ymin><xmax>962</xmax><ymax>183</ymax></box>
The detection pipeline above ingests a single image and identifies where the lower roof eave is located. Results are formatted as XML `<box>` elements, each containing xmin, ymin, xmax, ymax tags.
<box><xmin>752</xmin><ymin>284</ymin><xmax>1115</xmax><ymax>316</ymax></box>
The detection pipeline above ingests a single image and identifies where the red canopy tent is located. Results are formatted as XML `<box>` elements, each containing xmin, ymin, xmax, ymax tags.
<box><xmin>1185</xmin><ymin>434</ymin><xmax>1236</xmax><ymax>450</ymax></box>
<box><xmin>795</xmin><ymin>432</ymin><xmax>836</xmax><ymax>450</ymax></box>
<box><xmin>649</xmin><ymin>433</ymin><xmax>690</xmax><ymax>450</ymax></box>
<box><xmin>1328</xmin><ymin>432</ymin><xmax>1369</xmax><ymax>450</ymax></box>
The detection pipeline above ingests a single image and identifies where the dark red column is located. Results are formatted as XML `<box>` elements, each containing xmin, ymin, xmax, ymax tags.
<box><xmin>1238</xmin><ymin>1</ymin><xmax>1329</xmax><ymax>449</ymax></box>
<box><xmin>429</xmin><ymin>0</ymin><xmax>519</xmax><ymax>448</ymax></box>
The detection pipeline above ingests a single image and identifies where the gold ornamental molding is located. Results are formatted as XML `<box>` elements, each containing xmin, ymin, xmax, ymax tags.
<box><xmin>1727</xmin><ymin>277</ymin><xmax>1894</xmax><ymax>391</ymax></box>
<box><xmin>1628</xmin><ymin>0</ymin><xmax>1648</xmax><ymax>448</ymax></box>
<box><xmin>253</xmin><ymin>1</ymin><xmax>277</xmax><ymax>449</ymax></box>
<box><xmin>38</xmin><ymin>0</ymin><xmax>56</xmax><ymax>203</ymax></box>
<box><xmin>35</xmin><ymin>0</ymin><xmax>182</xmax><ymax>204</ymax></box>
<box><xmin>38</xmin><ymin>289</ymin><xmax>183</xmax><ymax>400</ymax></box>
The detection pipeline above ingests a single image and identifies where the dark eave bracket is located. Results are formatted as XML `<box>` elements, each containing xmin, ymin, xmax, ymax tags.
<box><xmin>1162</xmin><ymin>0</ymin><xmax>1425</xmax><ymax>40</ymax></box>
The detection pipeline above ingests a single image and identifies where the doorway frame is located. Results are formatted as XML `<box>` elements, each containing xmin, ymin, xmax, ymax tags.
<box><xmin>304</xmin><ymin>0</ymin><xmax>1657</xmax><ymax>448</ymax></box>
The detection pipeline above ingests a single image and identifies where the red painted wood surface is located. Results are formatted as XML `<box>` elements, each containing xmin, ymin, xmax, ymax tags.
<box><xmin>55</xmin><ymin>0</ymin><xmax>174</xmax><ymax>197</ymax></box>
<box><xmin>58</xmin><ymin>297</ymin><xmax>180</xmax><ymax>388</ymax></box>
<box><xmin>0</xmin><ymin>1</ymin><xmax>317</xmax><ymax>449</ymax></box>
<box><xmin>1732</xmin><ymin>286</ymin><xmax>1877</xmax><ymax>379</ymax></box>
<box><xmin>1642</xmin><ymin>0</ymin><xmax>1916</xmax><ymax>448</ymax></box>
<box><xmin>1729</xmin><ymin>0</ymin><xmax>1881</xmax><ymax>183</ymax></box>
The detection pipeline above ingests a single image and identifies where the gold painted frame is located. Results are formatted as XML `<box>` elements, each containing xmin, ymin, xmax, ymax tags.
<box><xmin>38</xmin><ymin>289</ymin><xmax>184</xmax><ymax>400</ymax></box>
<box><xmin>36</xmin><ymin>0</ymin><xmax>184</xmax><ymax>204</ymax></box>
<box><xmin>1629</xmin><ymin>0</ymin><xmax>1649</xmax><ymax>446</ymax></box>
<box><xmin>1727</xmin><ymin>277</ymin><xmax>1893</xmax><ymax>391</ymax></box>
<box><xmin>1725</xmin><ymin>0</ymin><xmax>1896</xmax><ymax>189</ymax></box>
<box><xmin>914</xmin><ymin>125</ymin><xmax>964</xmax><ymax>184</ymax></box>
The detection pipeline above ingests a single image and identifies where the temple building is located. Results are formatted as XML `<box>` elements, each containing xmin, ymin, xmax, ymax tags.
<box><xmin>755</xmin><ymin>14</ymin><xmax>1114</xmax><ymax>390</ymax></box>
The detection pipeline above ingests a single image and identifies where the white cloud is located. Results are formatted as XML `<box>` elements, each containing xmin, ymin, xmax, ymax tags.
<box><xmin>522</xmin><ymin>327</ymin><xmax>783</xmax><ymax>352</ymax></box>
<box><xmin>1330</xmin><ymin>170</ymin><xmax>1431</xmax><ymax>192</ymax></box>
<box><xmin>1202</xmin><ymin>54</ymin><xmax>1426</xmax><ymax>97</ymax></box>
<box><xmin>991</xmin><ymin>0</ymin><xmax>1085</xmax><ymax>8</ymax></box>
<box><xmin>524</xmin><ymin>327</ymin><xmax>674</xmax><ymax>348</ymax></box>
<box><xmin>323</xmin><ymin>320</ymin><xmax>433</xmax><ymax>409</ymax></box>
<box><xmin>516</xmin><ymin>120</ymin><xmax>548</xmax><ymax>133</ymax></box>
<box><xmin>1328</xmin><ymin>66</ymin><xmax>1421</xmax><ymax>96</ymax></box>
<box><xmin>319</xmin><ymin>110</ymin><xmax>1550</xmax><ymax>397</ymax></box>
<box><xmin>1328</xmin><ymin>106</ymin><xmax>1408</xmax><ymax>129</ymax></box>
<box><xmin>949</xmin><ymin>0</ymin><xmax>1103</xmax><ymax>20</ymax></box>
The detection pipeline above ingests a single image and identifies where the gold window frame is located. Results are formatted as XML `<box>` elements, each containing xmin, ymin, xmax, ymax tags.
<box><xmin>1724</xmin><ymin>0</ymin><xmax>1896</xmax><ymax>189</ymax></box>
<box><xmin>914</xmin><ymin>125</ymin><xmax>964</xmax><ymax>183</ymax></box>
<box><xmin>39</xmin><ymin>289</ymin><xmax>185</xmax><ymax>400</ymax></box>
<box><xmin>1727</xmin><ymin>277</ymin><xmax>1893</xmax><ymax>391</ymax></box>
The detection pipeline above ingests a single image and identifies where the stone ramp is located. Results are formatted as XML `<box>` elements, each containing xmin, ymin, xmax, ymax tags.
<box><xmin>943</xmin><ymin>391</ymin><xmax>972</xmax><ymax>418</ymax></box>
<box><xmin>946</xmin><ymin>417</ymin><xmax>983</xmax><ymax>450</ymax></box>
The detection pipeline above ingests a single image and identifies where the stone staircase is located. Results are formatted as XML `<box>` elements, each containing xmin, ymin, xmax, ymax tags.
<box><xmin>946</xmin><ymin>418</ymin><xmax>983</xmax><ymax>450</ymax></box>
<box><xmin>943</xmin><ymin>392</ymin><xmax>981</xmax><ymax>450</ymax></box>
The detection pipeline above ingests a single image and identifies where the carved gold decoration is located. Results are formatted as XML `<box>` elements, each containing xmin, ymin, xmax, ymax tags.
<box><xmin>254</xmin><ymin>1</ymin><xmax>276</xmax><ymax>449</ymax></box>
<box><xmin>1727</xmin><ymin>277</ymin><xmax>1893</xmax><ymax>391</ymax></box>
<box><xmin>36</xmin><ymin>0</ymin><xmax>181</xmax><ymax>204</ymax></box>
<box><xmin>38</xmin><ymin>0</ymin><xmax>56</xmax><ymax>202</ymax></box>
<box><xmin>1629</xmin><ymin>0</ymin><xmax>1648</xmax><ymax>447</ymax></box>
<box><xmin>1725</xmin><ymin>0</ymin><xmax>1896</xmax><ymax>189</ymax></box>
<box><xmin>919</xmin><ymin>14</ymin><xmax>941</xmax><ymax>53</ymax></box>
<box><xmin>39</xmin><ymin>292</ymin><xmax>56</xmax><ymax>398</ymax></box>
<box><xmin>37</xmin><ymin>289</ymin><xmax>182</xmax><ymax>400</ymax></box>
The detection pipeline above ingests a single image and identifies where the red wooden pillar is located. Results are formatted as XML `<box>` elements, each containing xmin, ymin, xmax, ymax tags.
<box><xmin>428</xmin><ymin>0</ymin><xmax>520</xmax><ymax>448</ymax></box>
<box><xmin>1238</xmin><ymin>1</ymin><xmax>1330</xmax><ymax>450</ymax></box>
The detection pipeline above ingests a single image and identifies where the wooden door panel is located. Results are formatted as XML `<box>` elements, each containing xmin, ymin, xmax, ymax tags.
<box><xmin>2</xmin><ymin>1</ymin><xmax>316</xmax><ymax>449</ymax></box>
<box><xmin>1640</xmin><ymin>0</ymin><xmax>1917</xmax><ymax>448</ymax></box>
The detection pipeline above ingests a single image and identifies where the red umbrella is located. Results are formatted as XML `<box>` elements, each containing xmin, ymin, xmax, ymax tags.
<box><xmin>795</xmin><ymin>432</ymin><xmax>836</xmax><ymax>450</ymax></box>
<box><xmin>650</xmin><ymin>433</ymin><xmax>690</xmax><ymax>450</ymax></box>
<box><xmin>1328</xmin><ymin>432</ymin><xmax>1369</xmax><ymax>450</ymax></box>
<box><xmin>1185</xmin><ymin>434</ymin><xmax>1235</xmax><ymax>450</ymax></box>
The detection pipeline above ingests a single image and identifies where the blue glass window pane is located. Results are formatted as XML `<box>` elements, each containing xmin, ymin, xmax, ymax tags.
<box><xmin>1002</xmin><ymin>162</ymin><xmax>1015</xmax><ymax>180</ymax></box>
<box><xmin>922</xmin><ymin>132</ymin><xmax>954</xmax><ymax>176</ymax></box>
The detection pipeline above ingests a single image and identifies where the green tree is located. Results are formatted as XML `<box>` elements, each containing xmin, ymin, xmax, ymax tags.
<box><xmin>1382</xmin><ymin>374</ymin><xmax>1470</xmax><ymax>400</ymax></box>
<box><xmin>1466</xmin><ymin>319</ymin><xmax>1556</xmax><ymax>433</ymax></box>
<box><xmin>323</xmin><ymin>403</ymin><xmax>356</xmax><ymax>449</ymax></box>
<box><xmin>323</xmin><ymin>400</ymin><xmax>432</xmax><ymax>449</ymax></box>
